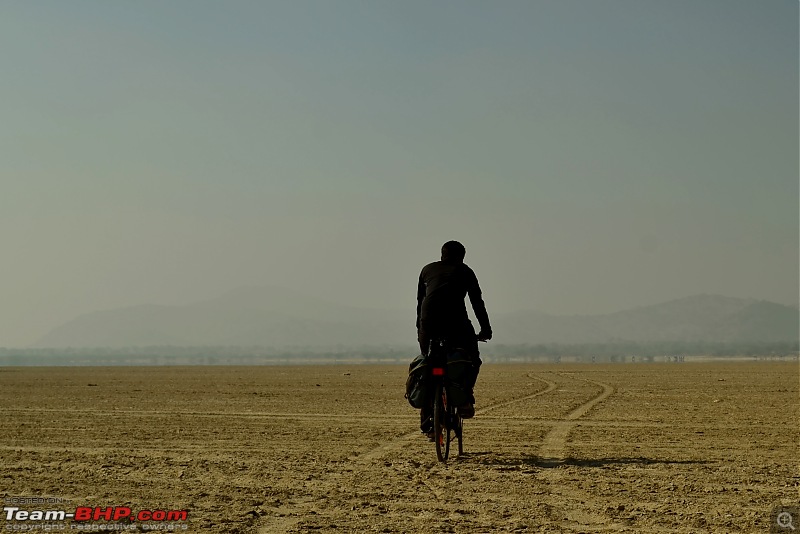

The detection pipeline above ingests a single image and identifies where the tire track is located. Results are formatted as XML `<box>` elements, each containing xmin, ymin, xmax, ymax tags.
<box><xmin>258</xmin><ymin>374</ymin><xmax>558</xmax><ymax>533</ymax></box>
<box><xmin>476</xmin><ymin>373</ymin><xmax>557</xmax><ymax>415</ymax></box>
<box><xmin>538</xmin><ymin>375</ymin><xmax>614</xmax><ymax>464</ymax></box>
<box><xmin>353</xmin><ymin>373</ymin><xmax>556</xmax><ymax>463</ymax></box>
<box><xmin>536</xmin><ymin>374</ymin><xmax>620</xmax><ymax>531</ymax></box>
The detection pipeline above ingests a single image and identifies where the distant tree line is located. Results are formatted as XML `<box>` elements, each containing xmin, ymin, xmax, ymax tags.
<box><xmin>480</xmin><ymin>340</ymin><xmax>800</xmax><ymax>361</ymax></box>
<box><xmin>0</xmin><ymin>345</ymin><xmax>414</xmax><ymax>365</ymax></box>
<box><xmin>0</xmin><ymin>340</ymin><xmax>796</xmax><ymax>365</ymax></box>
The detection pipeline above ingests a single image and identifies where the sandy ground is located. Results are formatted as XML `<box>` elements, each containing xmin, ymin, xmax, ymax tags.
<box><xmin>0</xmin><ymin>362</ymin><xmax>797</xmax><ymax>533</ymax></box>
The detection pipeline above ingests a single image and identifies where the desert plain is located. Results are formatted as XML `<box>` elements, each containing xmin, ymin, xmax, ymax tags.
<box><xmin>0</xmin><ymin>362</ymin><xmax>797</xmax><ymax>533</ymax></box>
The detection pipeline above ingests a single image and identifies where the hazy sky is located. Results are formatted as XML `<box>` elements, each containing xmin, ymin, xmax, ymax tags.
<box><xmin>2</xmin><ymin>1</ymin><xmax>797</xmax><ymax>347</ymax></box>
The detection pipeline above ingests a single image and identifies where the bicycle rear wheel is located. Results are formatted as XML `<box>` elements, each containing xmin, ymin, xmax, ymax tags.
<box><xmin>433</xmin><ymin>383</ymin><xmax>450</xmax><ymax>462</ymax></box>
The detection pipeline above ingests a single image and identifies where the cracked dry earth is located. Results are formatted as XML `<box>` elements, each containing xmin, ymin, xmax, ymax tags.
<box><xmin>0</xmin><ymin>362</ymin><xmax>796</xmax><ymax>533</ymax></box>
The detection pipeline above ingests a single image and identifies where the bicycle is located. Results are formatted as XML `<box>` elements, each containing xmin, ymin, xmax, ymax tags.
<box><xmin>426</xmin><ymin>339</ymin><xmax>465</xmax><ymax>462</ymax></box>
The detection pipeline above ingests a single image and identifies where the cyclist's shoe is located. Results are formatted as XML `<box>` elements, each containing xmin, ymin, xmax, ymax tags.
<box><xmin>420</xmin><ymin>417</ymin><xmax>433</xmax><ymax>435</ymax></box>
<box><xmin>458</xmin><ymin>403</ymin><xmax>475</xmax><ymax>419</ymax></box>
<box><xmin>425</xmin><ymin>431</ymin><xmax>435</xmax><ymax>441</ymax></box>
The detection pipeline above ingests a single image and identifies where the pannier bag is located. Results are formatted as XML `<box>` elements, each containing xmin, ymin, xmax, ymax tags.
<box><xmin>405</xmin><ymin>350</ymin><xmax>474</xmax><ymax>409</ymax></box>
<box><xmin>405</xmin><ymin>354</ymin><xmax>429</xmax><ymax>408</ymax></box>
<box><xmin>445</xmin><ymin>348</ymin><xmax>473</xmax><ymax>407</ymax></box>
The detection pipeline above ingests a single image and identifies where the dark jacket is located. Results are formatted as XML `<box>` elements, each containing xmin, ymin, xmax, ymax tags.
<box><xmin>416</xmin><ymin>260</ymin><xmax>492</xmax><ymax>339</ymax></box>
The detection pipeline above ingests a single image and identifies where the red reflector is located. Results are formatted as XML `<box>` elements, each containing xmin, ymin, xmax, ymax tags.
<box><xmin>432</xmin><ymin>368</ymin><xmax>445</xmax><ymax>376</ymax></box>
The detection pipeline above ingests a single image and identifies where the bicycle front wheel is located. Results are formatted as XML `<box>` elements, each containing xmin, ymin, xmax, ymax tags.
<box><xmin>456</xmin><ymin>414</ymin><xmax>463</xmax><ymax>456</ymax></box>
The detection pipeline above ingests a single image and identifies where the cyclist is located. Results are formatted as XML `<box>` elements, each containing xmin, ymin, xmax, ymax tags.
<box><xmin>416</xmin><ymin>240</ymin><xmax>492</xmax><ymax>435</ymax></box>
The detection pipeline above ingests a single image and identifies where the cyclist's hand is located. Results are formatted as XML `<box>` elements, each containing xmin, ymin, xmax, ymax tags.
<box><xmin>477</xmin><ymin>330</ymin><xmax>492</xmax><ymax>342</ymax></box>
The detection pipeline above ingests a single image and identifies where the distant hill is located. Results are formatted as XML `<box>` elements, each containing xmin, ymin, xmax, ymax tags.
<box><xmin>34</xmin><ymin>289</ymin><xmax>798</xmax><ymax>349</ymax></box>
<box><xmin>495</xmin><ymin>294</ymin><xmax>799</xmax><ymax>344</ymax></box>
<box><xmin>35</xmin><ymin>286</ymin><xmax>411</xmax><ymax>348</ymax></box>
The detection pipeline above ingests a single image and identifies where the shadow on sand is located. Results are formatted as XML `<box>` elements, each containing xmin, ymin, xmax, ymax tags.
<box><xmin>457</xmin><ymin>451</ymin><xmax>712</xmax><ymax>469</ymax></box>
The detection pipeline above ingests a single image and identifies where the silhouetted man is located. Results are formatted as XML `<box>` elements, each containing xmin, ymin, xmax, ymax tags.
<box><xmin>416</xmin><ymin>240</ymin><xmax>492</xmax><ymax>429</ymax></box>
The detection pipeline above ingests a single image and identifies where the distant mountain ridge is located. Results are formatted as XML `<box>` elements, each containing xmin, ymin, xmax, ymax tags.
<box><xmin>495</xmin><ymin>294</ymin><xmax>798</xmax><ymax>344</ymax></box>
<box><xmin>34</xmin><ymin>289</ymin><xmax>799</xmax><ymax>349</ymax></box>
<box><xmin>35</xmin><ymin>286</ymin><xmax>410</xmax><ymax>348</ymax></box>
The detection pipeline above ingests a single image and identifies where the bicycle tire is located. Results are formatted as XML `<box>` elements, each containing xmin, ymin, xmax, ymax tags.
<box><xmin>434</xmin><ymin>383</ymin><xmax>448</xmax><ymax>462</ymax></box>
<box><xmin>444</xmin><ymin>393</ymin><xmax>452</xmax><ymax>461</ymax></box>
<box><xmin>456</xmin><ymin>415</ymin><xmax>463</xmax><ymax>456</ymax></box>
